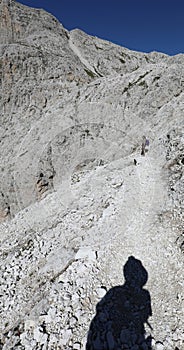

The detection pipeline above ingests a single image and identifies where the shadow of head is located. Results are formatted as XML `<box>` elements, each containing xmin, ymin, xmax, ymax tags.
<box><xmin>123</xmin><ymin>255</ymin><xmax>148</xmax><ymax>289</ymax></box>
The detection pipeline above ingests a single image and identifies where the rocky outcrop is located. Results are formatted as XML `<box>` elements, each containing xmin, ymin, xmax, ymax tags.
<box><xmin>0</xmin><ymin>1</ymin><xmax>183</xmax><ymax>349</ymax></box>
<box><xmin>0</xmin><ymin>192</ymin><xmax>10</xmax><ymax>222</ymax></box>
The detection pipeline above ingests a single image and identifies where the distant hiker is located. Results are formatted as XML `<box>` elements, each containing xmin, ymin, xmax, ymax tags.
<box><xmin>141</xmin><ymin>136</ymin><xmax>146</xmax><ymax>156</ymax></box>
<box><xmin>134</xmin><ymin>159</ymin><xmax>137</xmax><ymax>165</ymax></box>
<box><xmin>145</xmin><ymin>138</ymin><xmax>150</xmax><ymax>147</ymax></box>
<box><xmin>141</xmin><ymin>136</ymin><xmax>149</xmax><ymax>156</ymax></box>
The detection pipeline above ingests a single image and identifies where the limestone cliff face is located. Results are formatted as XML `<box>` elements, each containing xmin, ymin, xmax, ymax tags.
<box><xmin>0</xmin><ymin>1</ymin><xmax>183</xmax><ymax>350</ymax></box>
<box><xmin>1</xmin><ymin>0</ymin><xmax>183</xmax><ymax>218</ymax></box>
<box><xmin>0</xmin><ymin>0</ymin><xmax>67</xmax><ymax>44</ymax></box>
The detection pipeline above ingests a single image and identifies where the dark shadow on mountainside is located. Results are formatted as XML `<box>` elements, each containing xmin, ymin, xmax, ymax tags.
<box><xmin>86</xmin><ymin>256</ymin><xmax>153</xmax><ymax>350</ymax></box>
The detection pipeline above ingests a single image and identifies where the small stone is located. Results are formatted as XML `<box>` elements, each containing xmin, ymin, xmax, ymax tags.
<box><xmin>164</xmin><ymin>336</ymin><xmax>173</xmax><ymax>346</ymax></box>
<box><xmin>111</xmin><ymin>181</ymin><xmax>123</xmax><ymax>188</ymax></box>
<box><xmin>172</xmin><ymin>332</ymin><xmax>178</xmax><ymax>341</ymax></box>
<box><xmin>24</xmin><ymin>319</ymin><xmax>36</xmax><ymax>331</ymax></box>
<box><xmin>75</xmin><ymin>247</ymin><xmax>96</xmax><ymax>261</ymax></box>
<box><xmin>60</xmin><ymin>329</ymin><xmax>72</xmax><ymax>346</ymax></box>
<box><xmin>155</xmin><ymin>341</ymin><xmax>164</xmax><ymax>350</ymax></box>
<box><xmin>33</xmin><ymin>328</ymin><xmax>48</xmax><ymax>345</ymax></box>
<box><xmin>69</xmin><ymin>316</ymin><xmax>77</xmax><ymax>327</ymax></box>
<box><xmin>96</xmin><ymin>286</ymin><xmax>107</xmax><ymax>298</ymax></box>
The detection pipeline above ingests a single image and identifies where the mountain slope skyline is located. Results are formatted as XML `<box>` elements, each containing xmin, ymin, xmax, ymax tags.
<box><xmin>17</xmin><ymin>0</ymin><xmax>184</xmax><ymax>56</ymax></box>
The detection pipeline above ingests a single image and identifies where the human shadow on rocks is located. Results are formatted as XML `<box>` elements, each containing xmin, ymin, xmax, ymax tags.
<box><xmin>86</xmin><ymin>256</ymin><xmax>152</xmax><ymax>350</ymax></box>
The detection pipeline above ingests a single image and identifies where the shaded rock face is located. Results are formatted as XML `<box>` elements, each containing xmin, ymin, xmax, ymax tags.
<box><xmin>0</xmin><ymin>1</ymin><xmax>183</xmax><ymax>350</ymax></box>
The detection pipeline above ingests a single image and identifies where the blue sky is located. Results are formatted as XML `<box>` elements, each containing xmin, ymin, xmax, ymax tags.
<box><xmin>17</xmin><ymin>0</ymin><xmax>184</xmax><ymax>56</ymax></box>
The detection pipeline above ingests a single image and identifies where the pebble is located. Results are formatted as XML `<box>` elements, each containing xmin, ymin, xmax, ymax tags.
<box><xmin>60</xmin><ymin>329</ymin><xmax>72</xmax><ymax>346</ymax></box>
<box><xmin>155</xmin><ymin>341</ymin><xmax>164</xmax><ymax>350</ymax></box>
<box><xmin>24</xmin><ymin>320</ymin><xmax>36</xmax><ymax>331</ymax></box>
<box><xmin>96</xmin><ymin>286</ymin><xmax>107</xmax><ymax>298</ymax></box>
<box><xmin>75</xmin><ymin>247</ymin><xmax>97</xmax><ymax>261</ymax></box>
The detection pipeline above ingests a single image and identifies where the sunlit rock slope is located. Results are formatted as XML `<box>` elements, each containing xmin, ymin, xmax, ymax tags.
<box><xmin>0</xmin><ymin>1</ymin><xmax>183</xmax><ymax>349</ymax></box>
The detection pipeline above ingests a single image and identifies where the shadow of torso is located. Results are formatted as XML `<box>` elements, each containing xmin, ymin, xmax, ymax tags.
<box><xmin>86</xmin><ymin>284</ymin><xmax>152</xmax><ymax>349</ymax></box>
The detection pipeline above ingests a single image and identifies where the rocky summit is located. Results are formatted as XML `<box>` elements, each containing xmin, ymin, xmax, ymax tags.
<box><xmin>0</xmin><ymin>0</ymin><xmax>183</xmax><ymax>349</ymax></box>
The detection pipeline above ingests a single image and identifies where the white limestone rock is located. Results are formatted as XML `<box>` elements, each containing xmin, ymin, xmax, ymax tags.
<box><xmin>155</xmin><ymin>342</ymin><xmax>164</xmax><ymax>350</ymax></box>
<box><xmin>0</xmin><ymin>1</ymin><xmax>183</xmax><ymax>349</ymax></box>
<box><xmin>75</xmin><ymin>247</ymin><xmax>97</xmax><ymax>261</ymax></box>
